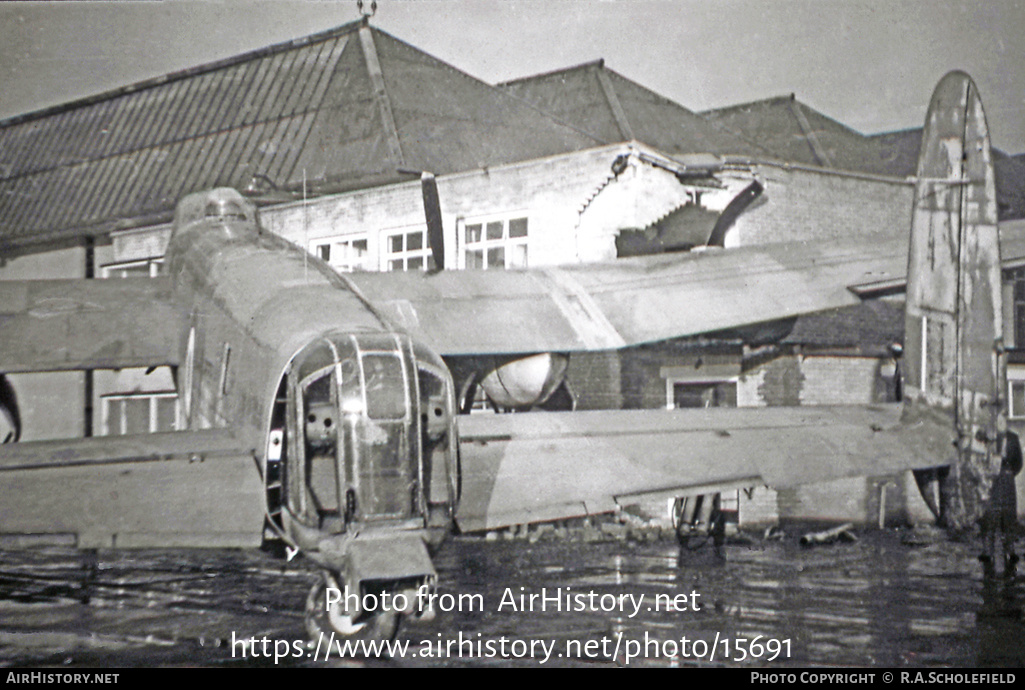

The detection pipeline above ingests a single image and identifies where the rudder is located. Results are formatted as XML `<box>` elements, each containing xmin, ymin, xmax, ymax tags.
<box><xmin>902</xmin><ymin>71</ymin><xmax>1003</xmax><ymax>530</ymax></box>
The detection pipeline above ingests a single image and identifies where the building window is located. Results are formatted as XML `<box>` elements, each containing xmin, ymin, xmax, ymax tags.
<box><xmin>1009</xmin><ymin>367</ymin><xmax>1025</xmax><ymax>419</ymax></box>
<box><xmin>383</xmin><ymin>227</ymin><xmax>433</xmax><ymax>272</ymax></box>
<box><xmin>461</xmin><ymin>216</ymin><xmax>528</xmax><ymax>269</ymax></box>
<box><xmin>661</xmin><ymin>362</ymin><xmax>740</xmax><ymax>410</ymax></box>
<box><xmin>670</xmin><ymin>381</ymin><xmax>738</xmax><ymax>409</ymax></box>
<box><xmin>1012</xmin><ymin>268</ymin><xmax>1025</xmax><ymax>348</ymax></box>
<box><xmin>102</xmin><ymin>392</ymin><xmax>178</xmax><ymax>435</ymax></box>
<box><xmin>313</xmin><ymin>235</ymin><xmax>372</xmax><ymax>272</ymax></box>
<box><xmin>95</xmin><ymin>367</ymin><xmax>179</xmax><ymax>436</ymax></box>
<box><xmin>101</xmin><ymin>258</ymin><xmax>164</xmax><ymax>279</ymax></box>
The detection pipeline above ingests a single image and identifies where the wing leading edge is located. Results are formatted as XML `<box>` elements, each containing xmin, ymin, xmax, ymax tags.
<box><xmin>348</xmin><ymin>237</ymin><xmax>909</xmax><ymax>356</ymax></box>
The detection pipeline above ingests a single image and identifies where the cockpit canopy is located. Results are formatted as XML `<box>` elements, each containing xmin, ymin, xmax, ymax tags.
<box><xmin>172</xmin><ymin>188</ymin><xmax>259</xmax><ymax>239</ymax></box>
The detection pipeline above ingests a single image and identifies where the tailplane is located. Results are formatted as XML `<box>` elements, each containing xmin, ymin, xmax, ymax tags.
<box><xmin>902</xmin><ymin>71</ymin><xmax>1004</xmax><ymax>530</ymax></box>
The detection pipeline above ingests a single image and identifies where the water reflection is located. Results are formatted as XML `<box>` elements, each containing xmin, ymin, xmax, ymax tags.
<box><xmin>0</xmin><ymin>529</ymin><xmax>1021</xmax><ymax>667</ymax></box>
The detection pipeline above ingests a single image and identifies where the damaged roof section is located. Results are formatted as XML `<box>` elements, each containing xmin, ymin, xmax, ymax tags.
<box><xmin>0</xmin><ymin>20</ymin><xmax>600</xmax><ymax>251</ymax></box>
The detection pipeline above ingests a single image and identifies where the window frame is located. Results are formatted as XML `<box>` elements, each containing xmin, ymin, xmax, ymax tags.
<box><xmin>458</xmin><ymin>214</ymin><xmax>529</xmax><ymax>270</ymax></box>
<box><xmin>100</xmin><ymin>257</ymin><xmax>164</xmax><ymax>279</ymax></box>
<box><xmin>381</xmin><ymin>226</ymin><xmax>433</xmax><ymax>272</ymax></box>
<box><xmin>312</xmin><ymin>234</ymin><xmax>372</xmax><ymax>273</ymax></box>
<box><xmin>101</xmin><ymin>391</ymin><xmax>179</xmax><ymax>436</ymax></box>
<box><xmin>1009</xmin><ymin>366</ymin><xmax>1025</xmax><ymax>420</ymax></box>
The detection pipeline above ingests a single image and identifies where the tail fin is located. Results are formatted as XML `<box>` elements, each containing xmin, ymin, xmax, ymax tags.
<box><xmin>902</xmin><ymin>71</ymin><xmax>1003</xmax><ymax>530</ymax></box>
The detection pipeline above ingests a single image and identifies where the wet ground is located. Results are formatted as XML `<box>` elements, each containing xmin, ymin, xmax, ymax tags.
<box><xmin>0</xmin><ymin>524</ymin><xmax>1022</xmax><ymax>668</ymax></box>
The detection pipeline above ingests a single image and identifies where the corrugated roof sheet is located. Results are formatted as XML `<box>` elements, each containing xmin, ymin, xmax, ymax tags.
<box><xmin>499</xmin><ymin>61</ymin><xmax>771</xmax><ymax>159</ymax></box>
<box><xmin>0</xmin><ymin>20</ymin><xmax>600</xmax><ymax>251</ymax></box>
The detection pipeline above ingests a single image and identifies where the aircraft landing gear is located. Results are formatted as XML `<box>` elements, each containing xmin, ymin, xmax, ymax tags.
<box><xmin>304</xmin><ymin>572</ymin><xmax>400</xmax><ymax>651</ymax></box>
<box><xmin>913</xmin><ymin>467</ymin><xmax>950</xmax><ymax>526</ymax></box>
<box><xmin>672</xmin><ymin>494</ymin><xmax>726</xmax><ymax>553</ymax></box>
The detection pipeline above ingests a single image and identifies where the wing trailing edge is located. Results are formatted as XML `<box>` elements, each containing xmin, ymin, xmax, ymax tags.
<box><xmin>0</xmin><ymin>429</ymin><xmax>263</xmax><ymax>548</ymax></box>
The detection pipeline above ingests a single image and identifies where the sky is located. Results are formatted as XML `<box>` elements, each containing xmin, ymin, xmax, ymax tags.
<box><xmin>0</xmin><ymin>0</ymin><xmax>1023</xmax><ymax>152</ymax></box>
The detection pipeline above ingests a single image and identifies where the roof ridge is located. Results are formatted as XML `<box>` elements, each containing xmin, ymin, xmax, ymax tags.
<box><xmin>601</xmin><ymin>69</ymin><xmax>778</xmax><ymax>157</ymax></box>
<box><xmin>497</xmin><ymin>59</ymin><xmax>606</xmax><ymax>86</ymax></box>
<box><xmin>0</xmin><ymin>18</ymin><xmax>368</xmax><ymax>129</ymax></box>
<box><xmin>703</xmin><ymin>94</ymin><xmax>865</xmax><ymax>139</ymax></box>
<box><xmin>700</xmin><ymin>94</ymin><xmax>800</xmax><ymax>115</ymax></box>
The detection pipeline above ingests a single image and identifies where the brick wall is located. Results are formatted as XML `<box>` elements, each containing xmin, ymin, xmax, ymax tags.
<box><xmin>740</xmin><ymin>352</ymin><xmax>891</xmax><ymax>408</ymax></box>
<box><xmin>727</xmin><ymin>164</ymin><xmax>914</xmax><ymax>247</ymax></box>
<box><xmin>260</xmin><ymin>143</ymin><xmax>730</xmax><ymax>267</ymax></box>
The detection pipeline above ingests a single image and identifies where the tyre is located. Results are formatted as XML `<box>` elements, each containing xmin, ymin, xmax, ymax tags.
<box><xmin>304</xmin><ymin>573</ymin><xmax>401</xmax><ymax>654</ymax></box>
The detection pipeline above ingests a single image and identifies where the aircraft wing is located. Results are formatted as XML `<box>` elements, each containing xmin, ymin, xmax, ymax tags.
<box><xmin>3</xmin><ymin>226</ymin><xmax>1022</xmax><ymax>372</ymax></box>
<box><xmin>347</xmin><ymin>237</ymin><xmax>908</xmax><ymax>355</ymax></box>
<box><xmin>0</xmin><ymin>277</ymin><xmax>181</xmax><ymax>373</ymax></box>
<box><xmin>456</xmin><ymin>404</ymin><xmax>945</xmax><ymax>531</ymax></box>
<box><xmin>0</xmin><ymin>429</ymin><xmax>265</xmax><ymax>548</ymax></box>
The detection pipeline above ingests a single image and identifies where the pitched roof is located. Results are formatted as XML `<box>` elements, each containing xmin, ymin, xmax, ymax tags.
<box><xmin>499</xmin><ymin>61</ymin><xmax>770</xmax><ymax>159</ymax></box>
<box><xmin>782</xmin><ymin>300</ymin><xmax>904</xmax><ymax>352</ymax></box>
<box><xmin>700</xmin><ymin>95</ymin><xmax>881</xmax><ymax>172</ymax></box>
<box><xmin>866</xmin><ymin>129</ymin><xmax>1025</xmax><ymax>220</ymax></box>
<box><xmin>865</xmin><ymin>128</ymin><xmax>922</xmax><ymax>177</ymax></box>
<box><xmin>704</xmin><ymin>99</ymin><xmax>1025</xmax><ymax>220</ymax></box>
<box><xmin>0</xmin><ymin>20</ymin><xmax>600</xmax><ymax>251</ymax></box>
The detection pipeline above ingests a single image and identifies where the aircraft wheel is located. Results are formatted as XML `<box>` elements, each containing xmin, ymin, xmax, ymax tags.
<box><xmin>672</xmin><ymin>494</ymin><xmax>725</xmax><ymax>551</ymax></box>
<box><xmin>672</xmin><ymin>497</ymin><xmax>710</xmax><ymax>550</ymax></box>
<box><xmin>304</xmin><ymin>573</ymin><xmax>401</xmax><ymax>652</ymax></box>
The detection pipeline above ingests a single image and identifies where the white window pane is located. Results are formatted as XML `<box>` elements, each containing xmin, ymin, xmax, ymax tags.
<box><xmin>510</xmin><ymin>244</ymin><xmax>528</xmax><ymax>268</ymax></box>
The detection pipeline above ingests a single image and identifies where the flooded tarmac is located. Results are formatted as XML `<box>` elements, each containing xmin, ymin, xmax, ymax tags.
<box><xmin>0</xmin><ymin>525</ymin><xmax>1022</xmax><ymax>668</ymax></box>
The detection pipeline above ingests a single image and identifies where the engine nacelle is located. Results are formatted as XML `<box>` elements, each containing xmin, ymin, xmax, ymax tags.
<box><xmin>479</xmin><ymin>353</ymin><xmax>568</xmax><ymax>409</ymax></box>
